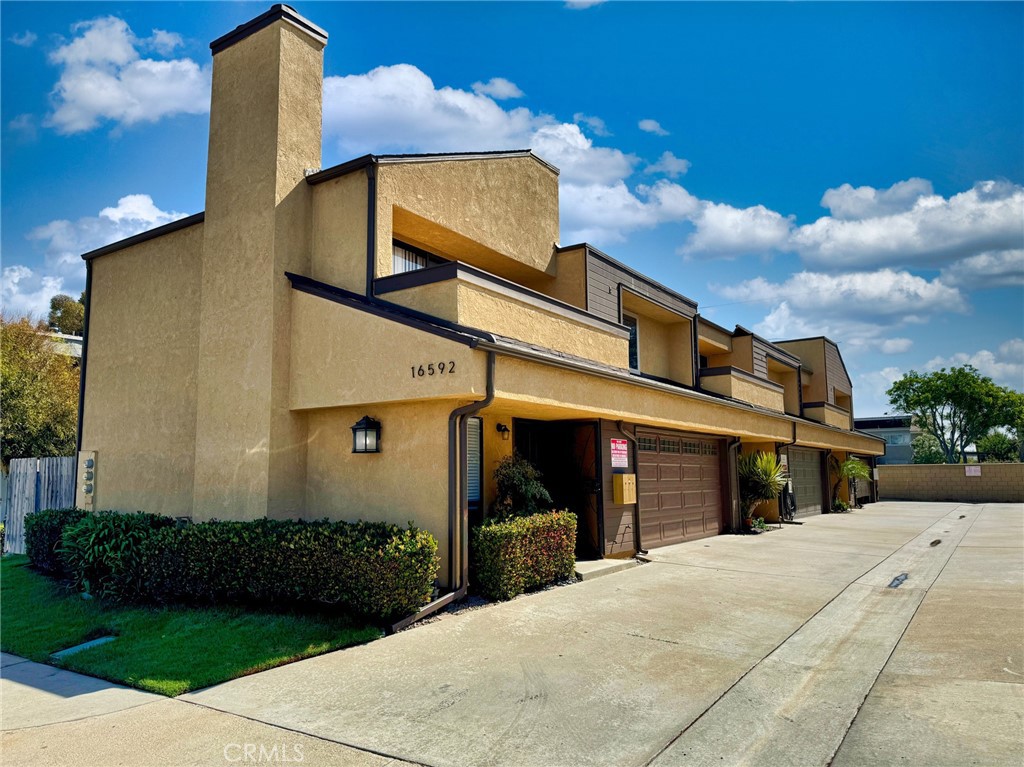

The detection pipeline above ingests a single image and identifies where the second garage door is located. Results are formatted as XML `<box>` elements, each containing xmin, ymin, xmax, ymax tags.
<box><xmin>637</xmin><ymin>429</ymin><xmax>723</xmax><ymax>548</ymax></box>
<box><xmin>789</xmin><ymin>447</ymin><xmax>824</xmax><ymax>517</ymax></box>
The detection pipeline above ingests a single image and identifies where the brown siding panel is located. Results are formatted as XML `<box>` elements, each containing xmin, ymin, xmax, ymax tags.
<box><xmin>600</xmin><ymin>420</ymin><xmax>637</xmax><ymax>556</ymax></box>
<box><xmin>825</xmin><ymin>341</ymin><xmax>852</xmax><ymax>393</ymax></box>
<box><xmin>587</xmin><ymin>253</ymin><xmax>695</xmax><ymax>323</ymax></box>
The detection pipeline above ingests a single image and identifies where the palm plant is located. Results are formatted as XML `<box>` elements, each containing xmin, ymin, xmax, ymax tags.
<box><xmin>828</xmin><ymin>456</ymin><xmax>871</xmax><ymax>510</ymax></box>
<box><xmin>737</xmin><ymin>451</ymin><xmax>787</xmax><ymax>524</ymax></box>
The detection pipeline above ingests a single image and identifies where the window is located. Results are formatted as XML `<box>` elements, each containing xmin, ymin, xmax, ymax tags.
<box><xmin>638</xmin><ymin>436</ymin><xmax>658</xmax><ymax>452</ymax></box>
<box><xmin>886</xmin><ymin>433</ymin><xmax>910</xmax><ymax>446</ymax></box>
<box><xmin>392</xmin><ymin>241</ymin><xmax>447</xmax><ymax>274</ymax></box>
<box><xmin>661</xmin><ymin>438</ymin><xmax>681</xmax><ymax>454</ymax></box>
<box><xmin>623</xmin><ymin>314</ymin><xmax>639</xmax><ymax>370</ymax></box>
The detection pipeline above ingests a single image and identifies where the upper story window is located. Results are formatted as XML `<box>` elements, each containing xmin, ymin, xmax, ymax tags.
<box><xmin>622</xmin><ymin>314</ymin><xmax>639</xmax><ymax>370</ymax></box>
<box><xmin>392</xmin><ymin>241</ymin><xmax>448</xmax><ymax>274</ymax></box>
<box><xmin>885</xmin><ymin>433</ymin><xmax>910</xmax><ymax>446</ymax></box>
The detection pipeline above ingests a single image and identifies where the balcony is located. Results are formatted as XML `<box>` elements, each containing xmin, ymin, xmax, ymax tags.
<box><xmin>804</xmin><ymin>401</ymin><xmax>852</xmax><ymax>430</ymax></box>
<box><xmin>374</xmin><ymin>261</ymin><xmax>631</xmax><ymax>368</ymax></box>
<box><xmin>699</xmin><ymin>366</ymin><xmax>785</xmax><ymax>413</ymax></box>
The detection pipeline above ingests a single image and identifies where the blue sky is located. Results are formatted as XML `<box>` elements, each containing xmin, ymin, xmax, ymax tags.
<box><xmin>2</xmin><ymin>1</ymin><xmax>1022</xmax><ymax>416</ymax></box>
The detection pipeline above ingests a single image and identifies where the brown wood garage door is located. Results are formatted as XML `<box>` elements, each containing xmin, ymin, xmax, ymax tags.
<box><xmin>789</xmin><ymin>447</ymin><xmax>824</xmax><ymax>517</ymax></box>
<box><xmin>637</xmin><ymin>430</ymin><xmax>723</xmax><ymax>548</ymax></box>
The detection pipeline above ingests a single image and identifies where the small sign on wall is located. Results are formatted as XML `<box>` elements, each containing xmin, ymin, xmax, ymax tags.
<box><xmin>965</xmin><ymin>465</ymin><xmax>982</xmax><ymax>477</ymax></box>
<box><xmin>610</xmin><ymin>438</ymin><xmax>629</xmax><ymax>468</ymax></box>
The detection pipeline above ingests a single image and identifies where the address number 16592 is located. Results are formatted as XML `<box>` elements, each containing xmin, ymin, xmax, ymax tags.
<box><xmin>411</xmin><ymin>361</ymin><xmax>456</xmax><ymax>378</ymax></box>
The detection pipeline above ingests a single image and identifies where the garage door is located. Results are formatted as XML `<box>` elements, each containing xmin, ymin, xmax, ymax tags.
<box><xmin>789</xmin><ymin>447</ymin><xmax>824</xmax><ymax>517</ymax></box>
<box><xmin>637</xmin><ymin>430</ymin><xmax>723</xmax><ymax>548</ymax></box>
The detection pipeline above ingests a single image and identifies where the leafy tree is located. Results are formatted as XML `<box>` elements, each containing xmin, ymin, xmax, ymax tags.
<box><xmin>47</xmin><ymin>293</ymin><xmax>85</xmax><ymax>336</ymax></box>
<box><xmin>887</xmin><ymin>366</ymin><xmax>1019</xmax><ymax>464</ymax></box>
<box><xmin>0</xmin><ymin>317</ymin><xmax>80</xmax><ymax>467</ymax></box>
<box><xmin>976</xmin><ymin>430</ymin><xmax>1020</xmax><ymax>463</ymax></box>
<box><xmin>911</xmin><ymin>433</ymin><xmax>945</xmax><ymax>464</ymax></box>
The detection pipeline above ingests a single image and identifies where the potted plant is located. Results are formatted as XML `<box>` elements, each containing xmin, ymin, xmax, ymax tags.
<box><xmin>737</xmin><ymin>451</ymin><xmax>787</xmax><ymax>532</ymax></box>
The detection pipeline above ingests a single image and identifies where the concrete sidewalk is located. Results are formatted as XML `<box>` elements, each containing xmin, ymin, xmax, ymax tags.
<box><xmin>4</xmin><ymin>502</ymin><xmax>1021</xmax><ymax>766</ymax></box>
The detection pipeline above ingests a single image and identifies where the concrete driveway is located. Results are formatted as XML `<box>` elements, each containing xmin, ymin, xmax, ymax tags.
<box><xmin>3</xmin><ymin>502</ymin><xmax>1021</xmax><ymax>766</ymax></box>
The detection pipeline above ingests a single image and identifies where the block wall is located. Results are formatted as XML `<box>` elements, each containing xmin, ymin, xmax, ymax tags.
<box><xmin>878</xmin><ymin>464</ymin><xmax>1024</xmax><ymax>503</ymax></box>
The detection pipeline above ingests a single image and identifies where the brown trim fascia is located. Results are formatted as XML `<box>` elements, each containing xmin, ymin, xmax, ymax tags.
<box><xmin>305</xmin><ymin>154</ymin><xmax>375</xmax><ymax>186</ymax></box>
<box><xmin>75</xmin><ymin>260</ymin><xmax>93</xmax><ymax>460</ymax></box>
<box><xmin>699</xmin><ymin>366</ymin><xmax>786</xmax><ymax>393</ymax></box>
<box><xmin>285</xmin><ymin>271</ymin><xmax>494</xmax><ymax>347</ymax></box>
<box><xmin>210</xmin><ymin>4</ymin><xmax>327</xmax><ymax>54</ymax></box>
<box><xmin>374</xmin><ymin>260</ymin><xmax>629</xmax><ymax>337</ymax></box>
<box><xmin>81</xmin><ymin>213</ymin><xmax>204</xmax><ymax>261</ymax></box>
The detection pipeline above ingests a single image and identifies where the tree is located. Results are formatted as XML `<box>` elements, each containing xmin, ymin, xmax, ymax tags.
<box><xmin>490</xmin><ymin>455</ymin><xmax>553</xmax><ymax>520</ymax></box>
<box><xmin>0</xmin><ymin>317</ymin><xmax>80</xmax><ymax>467</ymax></box>
<box><xmin>912</xmin><ymin>433</ymin><xmax>945</xmax><ymax>464</ymax></box>
<box><xmin>976</xmin><ymin>430</ymin><xmax>1020</xmax><ymax>463</ymax></box>
<box><xmin>887</xmin><ymin>366</ymin><xmax>1019</xmax><ymax>464</ymax></box>
<box><xmin>47</xmin><ymin>293</ymin><xmax>85</xmax><ymax>336</ymax></box>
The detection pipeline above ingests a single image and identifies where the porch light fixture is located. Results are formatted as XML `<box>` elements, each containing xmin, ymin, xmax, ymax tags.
<box><xmin>496</xmin><ymin>423</ymin><xmax>511</xmax><ymax>441</ymax></box>
<box><xmin>351</xmin><ymin>416</ymin><xmax>381</xmax><ymax>453</ymax></box>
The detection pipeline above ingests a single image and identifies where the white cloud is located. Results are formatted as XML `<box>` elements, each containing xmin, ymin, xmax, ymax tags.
<box><xmin>561</xmin><ymin>179</ymin><xmax>699</xmax><ymax>244</ymax></box>
<box><xmin>638</xmin><ymin>118</ymin><xmax>669</xmax><ymax>136</ymax></box>
<box><xmin>644</xmin><ymin>151</ymin><xmax>690</xmax><ymax>178</ymax></box>
<box><xmin>8</xmin><ymin>113</ymin><xmax>37</xmax><ymax>141</ymax></box>
<box><xmin>854</xmin><ymin>366</ymin><xmax>906</xmax><ymax>418</ymax></box>
<box><xmin>1</xmin><ymin>266</ymin><xmax>63</xmax><ymax>320</ymax></box>
<box><xmin>26</xmin><ymin>193</ymin><xmax>186</xmax><ymax>277</ymax></box>
<box><xmin>530</xmin><ymin>123</ymin><xmax>637</xmax><ymax>185</ymax></box>
<box><xmin>46</xmin><ymin>16</ymin><xmax>210</xmax><ymax>134</ymax></box>
<box><xmin>680</xmin><ymin>202</ymin><xmax>793</xmax><ymax>258</ymax></box>
<box><xmin>714</xmin><ymin>269</ymin><xmax>966</xmax><ymax>351</ymax></box>
<box><xmin>879</xmin><ymin>338</ymin><xmax>913</xmax><ymax>355</ymax></box>
<box><xmin>145</xmin><ymin>29</ymin><xmax>183</xmax><ymax>56</ymax></box>
<box><xmin>939</xmin><ymin>249</ymin><xmax>1024</xmax><ymax>291</ymax></box>
<box><xmin>565</xmin><ymin>0</ymin><xmax>606</xmax><ymax>9</ymax></box>
<box><xmin>792</xmin><ymin>180</ymin><xmax>1024</xmax><ymax>269</ymax></box>
<box><xmin>573</xmin><ymin>113</ymin><xmax>610</xmax><ymax>137</ymax></box>
<box><xmin>10</xmin><ymin>31</ymin><xmax>38</xmax><ymax>47</ymax></box>
<box><xmin>926</xmin><ymin>339</ymin><xmax>1024</xmax><ymax>391</ymax></box>
<box><xmin>820</xmin><ymin>177</ymin><xmax>934</xmax><ymax>220</ymax></box>
<box><xmin>470</xmin><ymin>77</ymin><xmax>523</xmax><ymax>100</ymax></box>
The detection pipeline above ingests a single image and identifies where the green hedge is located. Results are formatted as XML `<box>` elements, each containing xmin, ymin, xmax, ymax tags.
<box><xmin>135</xmin><ymin>517</ymin><xmax>438</xmax><ymax>621</ymax></box>
<box><xmin>471</xmin><ymin>511</ymin><xmax>577</xmax><ymax>601</ymax></box>
<box><xmin>59</xmin><ymin>511</ymin><xmax>176</xmax><ymax>600</ymax></box>
<box><xmin>24</xmin><ymin>508</ymin><xmax>87</xmax><ymax>575</ymax></box>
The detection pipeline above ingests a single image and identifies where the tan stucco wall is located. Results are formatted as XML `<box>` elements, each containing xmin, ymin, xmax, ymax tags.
<box><xmin>289</xmin><ymin>290</ymin><xmax>486</xmax><ymax>410</ymax></box>
<box><xmin>305</xmin><ymin>400</ymin><xmax>451</xmax><ymax>583</ymax></box>
<box><xmin>778</xmin><ymin>339</ymin><xmax>827</xmax><ymax>402</ymax></box>
<box><xmin>491</xmin><ymin>356</ymin><xmax>793</xmax><ymax>443</ymax></box>
<box><xmin>479</xmin><ymin>413</ymin><xmax>514</xmax><ymax>511</ymax></box>
<box><xmin>698</xmin><ymin>321</ymin><xmax>732</xmax><ymax>354</ymax></box>
<box><xmin>384</xmin><ymin>280</ymin><xmax>630</xmax><ymax>368</ymax></box>
<box><xmin>533</xmin><ymin>246</ymin><xmax>587</xmax><ymax>309</ymax></box>
<box><xmin>311</xmin><ymin>172</ymin><xmax>368</xmax><ymax>293</ymax></box>
<box><xmin>634</xmin><ymin>313</ymin><xmax>669</xmax><ymax>379</ymax></box>
<box><xmin>192</xmin><ymin>21</ymin><xmax>324</xmax><ymax>522</ymax></box>
<box><xmin>669</xmin><ymin>321</ymin><xmax>694</xmax><ymax>387</ymax></box>
<box><xmin>806</xmin><ymin>404</ymin><xmax>852</xmax><ymax>430</ymax></box>
<box><xmin>701</xmin><ymin>373</ymin><xmax>785</xmax><ymax>413</ymax></box>
<box><xmin>796</xmin><ymin>421</ymin><xmax>883</xmax><ymax>455</ymax></box>
<box><xmin>375</xmin><ymin>157</ymin><xmax>559</xmax><ymax>282</ymax></box>
<box><xmin>731</xmin><ymin>335</ymin><xmax>754</xmax><ymax>374</ymax></box>
<box><xmin>78</xmin><ymin>223</ymin><xmax>204</xmax><ymax>517</ymax></box>
<box><xmin>879</xmin><ymin>463</ymin><xmax>1024</xmax><ymax>503</ymax></box>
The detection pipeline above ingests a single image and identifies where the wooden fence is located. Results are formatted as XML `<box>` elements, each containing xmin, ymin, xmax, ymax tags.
<box><xmin>1</xmin><ymin>456</ymin><xmax>76</xmax><ymax>554</ymax></box>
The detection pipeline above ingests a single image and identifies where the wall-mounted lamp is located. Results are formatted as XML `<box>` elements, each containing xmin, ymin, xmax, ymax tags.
<box><xmin>351</xmin><ymin>416</ymin><xmax>382</xmax><ymax>453</ymax></box>
<box><xmin>496</xmin><ymin>423</ymin><xmax>510</xmax><ymax>441</ymax></box>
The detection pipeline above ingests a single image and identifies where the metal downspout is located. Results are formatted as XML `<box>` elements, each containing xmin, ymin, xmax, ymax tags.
<box><xmin>74</xmin><ymin>261</ymin><xmax>93</xmax><ymax>494</ymax></box>
<box><xmin>390</xmin><ymin>351</ymin><xmax>495</xmax><ymax>633</ymax></box>
<box><xmin>616</xmin><ymin>421</ymin><xmax>643</xmax><ymax>554</ymax></box>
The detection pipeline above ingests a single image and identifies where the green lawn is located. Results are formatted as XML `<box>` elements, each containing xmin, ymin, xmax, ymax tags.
<box><xmin>0</xmin><ymin>555</ymin><xmax>382</xmax><ymax>696</ymax></box>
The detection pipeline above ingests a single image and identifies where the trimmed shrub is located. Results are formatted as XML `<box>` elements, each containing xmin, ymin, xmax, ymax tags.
<box><xmin>136</xmin><ymin>518</ymin><xmax>439</xmax><ymax>621</ymax></box>
<box><xmin>472</xmin><ymin>511</ymin><xmax>576</xmax><ymax>601</ymax></box>
<box><xmin>59</xmin><ymin>510</ymin><xmax>175</xmax><ymax>600</ymax></box>
<box><xmin>24</xmin><ymin>507</ymin><xmax>87</xmax><ymax>575</ymax></box>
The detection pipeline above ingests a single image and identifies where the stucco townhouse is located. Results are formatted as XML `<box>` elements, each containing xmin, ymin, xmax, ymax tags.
<box><xmin>75</xmin><ymin>5</ymin><xmax>885</xmax><ymax>598</ymax></box>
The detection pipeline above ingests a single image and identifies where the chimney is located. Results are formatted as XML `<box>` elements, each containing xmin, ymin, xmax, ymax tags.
<box><xmin>192</xmin><ymin>5</ymin><xmax>327</xmax><ymax>520</ymax></box>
